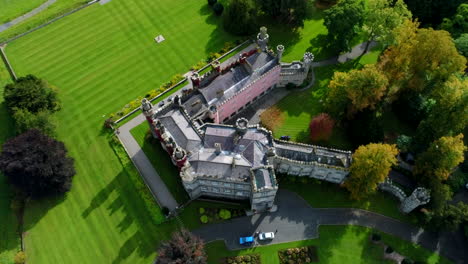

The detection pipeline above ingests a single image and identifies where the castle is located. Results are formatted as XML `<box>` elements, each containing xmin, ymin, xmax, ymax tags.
<box><xmin>140</xmin><ymin>27</ymin><xmax>429</xmax><ymax>213</ymax></box>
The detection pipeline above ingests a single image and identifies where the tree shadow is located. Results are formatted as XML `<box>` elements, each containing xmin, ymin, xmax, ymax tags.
<box><xmin>23</xmin><ymin>194</ymin><xmax>66</xmax><ymax>232</ymax></box>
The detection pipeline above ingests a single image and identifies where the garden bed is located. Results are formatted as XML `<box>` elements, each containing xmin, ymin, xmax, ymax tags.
<box><xmin>278</xmin><ymin>246</ymin><xmax>318</xmax><ymax>264</ymax></box>
<box><xmin>224</xmin><ymin>254</ymin><xmax>261</xmax><ymax>264</ymax></box>
<box><xmin>199</xmin><ymin>206</ymin><xmax>245</xmax><ymax>224</ymax></box>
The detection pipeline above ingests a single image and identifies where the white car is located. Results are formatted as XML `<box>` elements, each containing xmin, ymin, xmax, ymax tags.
<box><xmin>258</xmin><ymin>232</ymin><xmax>275</xmax><ymax>241</ymax></box>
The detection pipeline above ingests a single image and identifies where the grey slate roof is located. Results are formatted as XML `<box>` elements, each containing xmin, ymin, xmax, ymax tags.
<box><xmin>159</xmin><ymin>109</ymin><xmax>202</xmax><ymax>153</ymax></box>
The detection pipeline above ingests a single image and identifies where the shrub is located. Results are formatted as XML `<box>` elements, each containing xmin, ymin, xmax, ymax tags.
<box><xmin>385</xmin><ymin>246</ymin><xmax>394</xmax><ymax>254</ymax></box>
<box><xmin>260</xmin><ymin>106</ymin><xmax>284</xmax><ymax>131</ymax></box>
<box><xmin>161</xmin><ymin>207</ymin><xmax>170</xmax><ymax>216</ymax></box>
<box><xmin>371</xmin><ymin>233</ymin><xmax>381</xmax><ymax>241</ymax></box>
<box><xmin>402</xmin><ymin>258</ymin><xmax>414</xmax><ymax>264</ymax></box>
<box><xmin>219</xmin><ymin>209</ymin><xmax>232</xmax><ymax>220</ymax></box>
<box><xmin>213</xmin><ymin>3</ymin><xmax>224</xmax><ymax>15</ymax></box>
<box><xmin>14</xmin><ymin>251</ymin><xmax>26</xmax><ymax>264</ymax></box>
<box><xmin>208</xmin><ymin>0</ymin><xmax>217</xmax><ymax>6</ymax></box>
<box><xmin>200</xmin><ymin>215</ymin><xmax>208</xmax><ymax>223</ymax></box>
<box><xmin>309</xmin><ymin>113</ymin><xmax>335</xmax><ymax>142</ymax></box>
<box><xmin>199</xmin><ymin>207</ymin><xmax>205</xmax><ymax>214</ymax></box>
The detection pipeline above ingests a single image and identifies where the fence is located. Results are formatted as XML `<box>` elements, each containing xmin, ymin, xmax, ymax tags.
<box><xmin>113</xmin><ymin>39</ymin><xmax>252</xmax><ymax>125</ymax></box>
<box><xmin>0</xmin><ymin>45</ymin><xmax>17</xmax><ymax>80</ymax></box>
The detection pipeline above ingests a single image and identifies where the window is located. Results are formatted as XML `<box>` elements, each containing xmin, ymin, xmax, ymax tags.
<box><xmin>224</xmin><ymin>189</ymin><xmax>232</xmax><ymax>194</ymax></box>
<box><xmin>223</xmin><ymin>183</ymin><xmax>232</xmax><ymax>187</ymax></box>
<box><xmin>236</xmin><ymin>191</ymin><xmax>243</xmax><ymax>196</ymax></box>
<box><xmin>212</xmin><ymin>188</ymin><xmax>219</xmax><ymax>193</ymax></box>
<box><xmin>212</xmin><ymin>181</ymin><xmax>219</xmax><ymax>186</ymax></box>
<box><xmin>201</xmin><ymin>186</ymin><xmax>208</xmax><ymax>191</ymax></box>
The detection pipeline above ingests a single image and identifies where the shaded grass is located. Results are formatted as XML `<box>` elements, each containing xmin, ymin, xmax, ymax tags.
<box><xmin>0</xmin><ymin>0</ymin><xmax>46</xmax><ymax>24</ymax></box>
<box><xmin>130</xmin><ymin>122</ymin><xmax>190</xmax><ymax>204</ymax></box>
<box><xmin>279</xmin><ymin>178</ymin><xmax>415</xmax><ymax>223</ymax></box>
<box><xmin>206</xmin><ymin>225</ymin><xmax>452</xmax><ymax>264</ymax></box>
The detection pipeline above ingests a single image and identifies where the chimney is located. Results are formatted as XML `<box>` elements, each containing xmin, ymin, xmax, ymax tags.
<box><xmin>215</xmin><ymin>143</ymin><xmax>222</xmax><ymax>155</ymax></box>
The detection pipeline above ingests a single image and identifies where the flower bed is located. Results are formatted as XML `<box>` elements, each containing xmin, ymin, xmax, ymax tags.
<box><xmin>278</xmin><ymin>246</ymin><xmax>318</xmax><ymax>264</ymax></box>
<box><xmin>224</xmin><ymin>254</ymin><xmax>261</xmax><ymax>264</ymax></box>
<box><xmin>199</xmin><ymin>207</ymin><xmax>245</xmax><ymax>224</ymax></box>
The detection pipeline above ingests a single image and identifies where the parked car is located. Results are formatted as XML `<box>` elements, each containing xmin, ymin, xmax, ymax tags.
<box><xmin>167</xmin><ymin>96</ymin><xmax>173</xmax><ymax>102</ymax></box>
<box><xmin>280</xmin><ymin>135</ymin><xmax>291</xmax><ymax>141</ymax></box>
<box><xmin>158</xmin><ymin>101</ymin><xmax>165</xmax><ymax>107</ymax></box>
<box><xmin>258</xmin><ymin>232</ymin><xmax>275</xmax><ymax>241</ymax></box>
<box><xmin>239</xmin><ymin>236</ymin><xmax>254</xmax><ymax>245</ymax></box>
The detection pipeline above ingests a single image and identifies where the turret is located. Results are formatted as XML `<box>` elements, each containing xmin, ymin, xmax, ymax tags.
<box><xmin>400</xmin><ymin>187</ymin><xmax>430</xmax><ymax>213</ymax></box>
<box><xmin>211</xmin><ymin>60</ymin><xmax>221</xmax><ymax>73</ymax></box>
<box><xmin>276</xmin><ymin>45</ymin><xmax>284</xmax><ymax>62</ymax></box>
<box><xmin>303</xmin><ymin>52</ymin><xmax>314</xmax><ymax>73</ymax></box>
<box><xmin>190</xmin><ymin>72</ymin><xmax>200</xmax><ymax>88</ymax></box>
<box><xmin>235</xmin><ymin>118</ymin><xmax>248</xmax><ymax>136</ymax></box>
<box><xmin>256</xmin><ymin>26</ymin><xmax>269</xmax><ymax>52</ymax></box>
<box><xmin>141</xmin><ymin>98</ymin><xmax>154</xmax><ymax>122</ymax></box>
<box><xmin>173</xmin><ymin>147</ymin><xmax>187</xmax><ymax>168</ymax></box>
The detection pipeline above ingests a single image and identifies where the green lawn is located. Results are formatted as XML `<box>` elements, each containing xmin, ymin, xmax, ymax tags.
<box><xmin>2</xmin><ymin>0</ymin><xmax>235</xmax><ymax>262</ymax></box>
<box><xmin>0</xmin><ymin>0</ymin><xmax>47</xmax><ymax>24</ymax></box>
<box><xmin>0</xmin><ymin>62</ymin><xmax>19</xmax><ymax>264</ymax></box>
<box><xmin>205</xmin><ymin>225</ymin><xmax>452</xmax><ymax>264</ymax></box>
<box><xmin>130</xmin><ymin>122</ymin><xmax>190</xmax><ymax>204</ymax></box>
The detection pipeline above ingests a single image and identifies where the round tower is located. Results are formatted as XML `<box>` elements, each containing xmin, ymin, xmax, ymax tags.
<box><xmin>257</xmin><ymin>26</ymin><xmax>269</xmax><ymax>52</ymax></box>
<box><xmin>173</xmin><ymin>147</ymin><xmax>187</xmax><ymax>168</ymax></box>
<box><xmin>276</xmin><ymin>45</ymin><xmax>284</xmax><ymax>62</ymax></box>
<box><xmin>190</xmin><ymin>72</ymin><xmax>200</xmax><ymax>88</ymax></box>
<box><xmin>141</xmin><ymin>98</ymin><xmax>154</xmax><ymax>122</ymax></box>
<box><xmin>235</xmin><ymin>118</ymin><xmax>248</xmax><ymax>136</ymax></box>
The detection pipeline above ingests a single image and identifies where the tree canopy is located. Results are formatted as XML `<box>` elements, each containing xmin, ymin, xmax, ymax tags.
<box><xmin>256</xmin><ymin>0</ymin><xmax>310</xmax><ymax>27</ymax></box>
<box><xmin>415</xmin><ymin>134</ymin><xmax>466</xmax><ymax>182</ymax></box>
<box><xmin>0</xmin><ymin>129</ymin><xmax>75</xmax><ymax>198</ymax></box>
<box><xmin>441</xmin><ymin>3</ymin><xmax>468</xmax><ymax>38</ymax></box>
<box><xmin>3</xmin><ymin>74</ymin><xmax>60</xmax><ymax>113</ymax></box>
<box><xmin>326</xmin><ymin>64</ymin><xmax>388</xmax><ymax>119</ymax></box>
<box><xmin>324</xmin><ymin>0</ymin><xmax>365</xmax><ymax>52</ymax></box>
<box><xmin>344</xmin><ymin>143</ymin><xmax>398</xmax><ymax>200</ymax></box>
<box><xmin>454</xmin><ymin>33</ymin><xmax>468</xmax><ymax>57</ymax></box>
<box><xmin>157</xmin><ymin>229</ymin><xmax>207</xmax><ymax>264</ymax></box>
<box><xmin>309</xmin><ymin>113</ymin><xmax>335</xmax><ymax>142</ymax></box>
<box><xmin>403</xmin><ymin>0</ymin><xmax>465</xmax><ymax>27</ymax></box>
<box><xmin>223</xmin><ymin>0</ymin><xmax>257</xmax><ymax>35</ymax></box>
<box><xmin>362</xmin><ymin>0</ymin><xmax>411</xmax><ymax>51</ymax></box>
<box><xmin>12</xmin><ymin>108</ymin><xmax>56</xmax><ymax>136</ymax></box>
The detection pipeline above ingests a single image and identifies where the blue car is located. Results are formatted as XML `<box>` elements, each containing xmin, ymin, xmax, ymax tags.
<box><xmin>239</xmin><ymin>236</ymin><xmax>254</xmax><ymax>245</ymax></box>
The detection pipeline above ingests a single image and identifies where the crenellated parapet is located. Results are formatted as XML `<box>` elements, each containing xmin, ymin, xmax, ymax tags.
<box><xmin>378</xmin><ymin>179</ymin><xmax>431</xmax><ymax>213</ymax></box>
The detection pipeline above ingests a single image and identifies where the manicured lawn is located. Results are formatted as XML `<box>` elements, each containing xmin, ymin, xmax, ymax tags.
<box><xmin>2</xmin><ymin>0</ymin><xmax>235</xmax><ymax>262</ymax></box>
<box><xmin>279</xmin><ymin>178</ymin><xmax>415</xmax><ymax>223</ymax></box>
<box><xmin>0</xmin><ymin>0</ymin><xmax>47</xmax><ymax>24</ymax></box>
<box><xmin>0</xmin><ymin>0</ymin><xmax>88</xmax><ymax>42</ymax></box>
<box><xmin>205</xmin><ymin>225</ymin><xmax>452</xmax><ymax>264</ymax></box>
<box><xmin>130</xmin><ymin>121</ymin><xmax>190</xmax><ymax>204</ymax></box>
<box><xmin>0</xmin><ymin>63</ymin><xmax>19</xmax><ymax>264</ymax></box>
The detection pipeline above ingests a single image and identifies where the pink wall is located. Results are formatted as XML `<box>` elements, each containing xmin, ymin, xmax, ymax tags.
<box><xmin>216</xmin><ymin>66</ymin><xmax>281</xmax><ymax>122</ymax></box>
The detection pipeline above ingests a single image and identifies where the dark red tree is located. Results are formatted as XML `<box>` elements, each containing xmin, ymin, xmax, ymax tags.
<box><xmin>309</xmin><ymin>113</ymin><xmax>335</xmax><ymax>142</ymax></box>
<box><xmin>157</xmin><ymin>229</ymin><xmax>207</xmax><ymax>264</ymax></box>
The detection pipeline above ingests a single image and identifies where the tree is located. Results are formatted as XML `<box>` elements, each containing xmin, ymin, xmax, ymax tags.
<box><xmin>378</xmin><ymin>20</ymin><xmax>466</xmax><ymax>100</ymax></box>
<box><xmin>362</xmin><ymin>0</ymin><xmax>411</xmax><ymax>54</ymax></box>
<box><xmin>3</xmin><ymin>75</ymin><xmax>60</xmax><ymax>114</ymax></box>
<box><xmin>0</xmin><ymin>129</ymin><xmax>75</xmax><ymax>198</ymax></box>
<box><xmin>441</xmin><ymin>4</ymin><xmax>468</xmax><ymax>38</ymax></box>
<box><xmin>396</xmin><ymin>135</ymin><xmax>412</xmax><ymax>153</ymax></box>
<box><xmin>309</xmin><ymin>113</ymin><xmax>335</xmax><ymax>142</ymax></box>
<box><xmin>12</xmin><ymin>108</ymin><xmax>56</xmax><ymax>136</ymax></box>
<box><xmin>157</xmin><ymin>229</ymin><xmax>207</xmax><ymax>264</ymax></box>
<box><xmin>344</xmin><ymin>143</ymin><xmax>398</xmax><ymax>200</ymax></box>
<box><xmin>429</xmin><ymin>202</ymin><xmax>468</xmax><ymax>231</ymax></box>
<box><xmin>454</xmin><ymin>33</ymin><xmax>468</xmax><ymax>57</ymax></box>
<box><xmin>425</xmin><ymin>178</ymin><xmax>453</xmax><ymax>213</ymax></box>
<box><xmin>213</xmin><ymin>2</ymin><xmax>224</xmax><ymax>15</ymax></box>
<box><xmin>324</xmin><ymin>0</ymin><xmax>365</xmax><ymax>52</ymax></box>
<box><xmin>207</xmin><ymin>0</ymin><xmax>217</xmax><ymax>6</ymax></box>
<box><xmin>223</xmin><ymin>0</ymin><xmax>257</xmax><ymax>36</ymax></box>
<box><xmin>415</xmin><ymin>77</ymin><xmax>468</xmax><ymax>146</ymax></box>
<box><xmin>415</xmin><ymin>134</ymin><xmax>466</xmax><ymax>182</ymax></box>
<box><xmin>257</xmin><ymin>0</ymin><xmax>310</xmax><ymax>27</ymax></box>
<box><xmin>326</xmin><ymin>64</ymin><xmax>388</xmax><ymax>119</ymax></box>
<box><xmin>403</xmin><ymin>0</ymin><xmax>465</xmax><ymax>27</ymax></box>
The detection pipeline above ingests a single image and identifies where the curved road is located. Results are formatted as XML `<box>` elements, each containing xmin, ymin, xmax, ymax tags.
<box><xmin>193</xmin><ymin>190</ymin><xmax>468</xmax><ymax>264</ymax></box>
<box><xmin>0</xmin><ymin>0</ymin><xmax>57</xmax><ymax>33</ymax></box>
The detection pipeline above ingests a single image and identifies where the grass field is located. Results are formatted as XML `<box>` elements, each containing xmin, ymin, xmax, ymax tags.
<box><xmin>0</xmin><ymin>0</ymin><xmax>46</xmax><ymax>24</ymax></box>
<box><xmin>2</xmin><ymin>0</ymin><xmax>236</xmax><ymax>262</ymax></box>
<box><xmin>0</xmin><ymin>61</ymin><xmax>19</xmax><ymax>264</ymax></box>
<box><xmin>0</xmin><ymin>0</ymin><xmax>87</xmax><ymax>42</ymax></box>
<box><xmin>205</xmin><ymin>225</ymin><xmax>452</xmax><ymax>264</ymax></box>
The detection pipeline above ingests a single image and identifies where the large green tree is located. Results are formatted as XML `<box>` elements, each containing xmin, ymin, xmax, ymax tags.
<box><xmin>403</xmin><ymin>0</ymin><xmax>465</xmax><ymax>27</ymax></box>
<box><xmin>256</xmin><ymin>0</ymin><xmax>310</xmax><ymax>27</ymax></box>
<box><xmin>223</xmin><ymin>0</ymin><xmax>257</xmax><ymax>35</ymax></box>
<box><xmin>0</xmin><ymin>129</ymin><xmax>75</xmax><ymax>198</ymax></box>
<box><xmin>3</xmin><ymin>74</ymin><xmax>60</xmax><ymax>113</ymax></box>
<box><xmin>362</xmin><ymin>0</ymin><xmax>411</xmax><ymax>53</ymax></box>
<box><xmin>344</xmin><ymin>143</ymin><xmax>398</xmax><ymax>200</ymax></box>
<box><xmin>454</xmin><ymin>33</ymin><xmax>468</xmax><ymax>57</ymax></box>
<box><xmin>415</xmin><ymin>77</ymin><xmax>468</xmax><ymax>146</ymax></box>
<box><xmin>326</xmin><ymin>64</ymin><xmax>388</xmax><ymax>120</ymax></box>
<box><xmin>12</xmin><ymin>108</ymin><xmax>56</xmax><ymax>136</ymax></box>
<box><xmin>415</xmin><ymin>134</ymin><xmax>466</xmax><ymax>182</ymax></box>
<box><xmin>324</xmin><ymin>0</ymin><xmax>365</xmax><ymax>52</ymax></box>
<box><xmin>441</xmin><ymin>3</ymin><xmax>468</xmax><ymax>38</ymax></box>
<box><xmin>378</xmin><ymin>20</ymin><xmax>466</xmax><ymax>100</ymax></box>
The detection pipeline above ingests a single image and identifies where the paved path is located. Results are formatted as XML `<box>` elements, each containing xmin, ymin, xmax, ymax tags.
<box><xmin>0</xmin><ymin>0</ymin><xmax>57</xmax><ymax>33</ymax></box>
<box><xmin>117</xmin><ymin>115</ymin><xmax>178</xmax><ymax>210</ymax></box>
<box><xmin>193</xmin><ymin>190</ymin><xmax>468</xmax><ymax>263</ymax></box>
